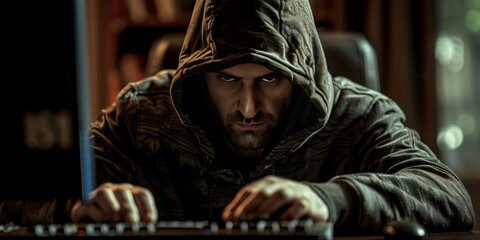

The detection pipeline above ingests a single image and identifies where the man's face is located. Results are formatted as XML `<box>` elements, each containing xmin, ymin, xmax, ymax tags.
<box><xmin>205</xmin><ymin>63</ymin><xmax>293</xmax><ymax>154</ymax></box>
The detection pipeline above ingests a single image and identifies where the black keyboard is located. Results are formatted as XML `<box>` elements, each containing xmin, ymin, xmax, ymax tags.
<box><xmin>20</xmin><ymin>220</ymin><xmax>333</xmax><ymax>239</ymax></box>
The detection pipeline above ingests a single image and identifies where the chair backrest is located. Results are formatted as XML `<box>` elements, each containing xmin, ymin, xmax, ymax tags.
<box><xmin>145</xmin><ymin>30</ymin><xmax>380</xmax><ymax>91</ymax></box>
<box><xmin>318</xmin><ymin>31</ymin><xmax>380</xmax><ymax>91</ymax></box>
<box><xmin>146</xmin><ymin>32</ymin><xmax>186</xmax><ymax>75</ymax></box>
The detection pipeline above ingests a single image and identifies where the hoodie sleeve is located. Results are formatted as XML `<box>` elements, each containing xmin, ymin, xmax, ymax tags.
<box><xmin>0</xmin><ymin>199</ymin><xmax>75</xmax><ymax>226</ymax></box>
<box><xmin>307</xmin><ymin>95</ymin><xmax>475</xmax><ymax>233</ymax></box>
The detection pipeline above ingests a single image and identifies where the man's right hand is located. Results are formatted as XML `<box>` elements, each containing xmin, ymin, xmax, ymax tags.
<box><xmin>70</xmin><ymin>182</ymin><xmax>158</xmax><ymax>224</ymax></box>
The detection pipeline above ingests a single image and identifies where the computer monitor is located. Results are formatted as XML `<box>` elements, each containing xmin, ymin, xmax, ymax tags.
<box><xmin>1</xmin><ymin>0</ymin><xmax>95</xmax><ymax>201</ymax></box>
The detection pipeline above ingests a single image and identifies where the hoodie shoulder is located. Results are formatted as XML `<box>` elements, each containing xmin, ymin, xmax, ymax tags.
<box><xmin>116</xmin><ymin>69</ymin><xmax>176</xmax><ymax>102</ymax></box>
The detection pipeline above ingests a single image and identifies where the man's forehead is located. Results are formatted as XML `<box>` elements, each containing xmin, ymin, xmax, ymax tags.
<box><xmin>209</xmin><ymin>63</ymin><xmax>280</xmax><ymax>79</ymax></box>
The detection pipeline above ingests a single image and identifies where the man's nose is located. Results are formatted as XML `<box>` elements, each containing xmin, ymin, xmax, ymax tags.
<box><xmin>238</xmin><ymin>85</ymin><xmax>258</xmax><ymax>119</ymax></box>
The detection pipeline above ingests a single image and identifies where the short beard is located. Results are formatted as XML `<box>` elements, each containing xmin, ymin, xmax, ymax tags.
<box><xmin>224</xmin><ymin>111</ymin><xmax>274</xmax><ymax>150</ymax></box>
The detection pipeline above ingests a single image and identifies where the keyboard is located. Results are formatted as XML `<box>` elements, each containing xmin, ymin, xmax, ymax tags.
<box><xmin>2</xmin><ymin>220</ymin><xmax>333</xmax><ymax>239</ymax></box>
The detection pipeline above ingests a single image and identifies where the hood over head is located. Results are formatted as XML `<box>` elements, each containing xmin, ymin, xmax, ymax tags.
<box><xmin>171</xmin><ymin>0</ymin><xmax>334</xmax><ymax>151</ymax></box>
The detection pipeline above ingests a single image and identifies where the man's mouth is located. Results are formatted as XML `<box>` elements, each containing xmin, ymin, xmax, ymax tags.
<box><xmin>234</xmin><ymin>123</ymin><xmax>263</xmax><ymax>131</ymax></box>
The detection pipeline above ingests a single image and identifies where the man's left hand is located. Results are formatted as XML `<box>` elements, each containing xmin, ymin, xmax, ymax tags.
<box><xmin>221</xmin><ymin>175</ymin><xmax>329</xmax><ymax>222</ymax></box>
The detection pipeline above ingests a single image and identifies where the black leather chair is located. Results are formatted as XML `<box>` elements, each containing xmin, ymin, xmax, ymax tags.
<box><xmin>145</xmin><ymin>30</ymin><xmax>380</xmax><ymax>91</ymax></box>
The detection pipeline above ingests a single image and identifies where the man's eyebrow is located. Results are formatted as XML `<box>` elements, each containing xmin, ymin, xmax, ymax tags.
<box><xmin>215</xmin><ymin>70</ymin><xmax>279</xmax><ymax>80</ymax></box>
<box><xmin>257</xmin><ymin>72</ymin><xmax>282</xmax><ymax>79</ymax></box>
<box><xmin>215</xmin><ymin>71</ymin><xmax>237</xmax><ymax>78</ymax></box>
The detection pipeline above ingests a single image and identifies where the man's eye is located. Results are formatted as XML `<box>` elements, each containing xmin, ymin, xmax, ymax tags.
<box><xmin>261</xmin><ymin>76</ymin><xmax>277</xmax><ymax>82</ymax></box>
<box><xmin>219</xmin><ymin>74</ymin><xmax>236</xmax><ymax>82</ymax></box>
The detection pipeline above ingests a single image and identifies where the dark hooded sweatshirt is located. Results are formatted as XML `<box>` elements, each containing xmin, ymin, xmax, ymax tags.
<box><xmin>0</xmin><ymin>0</ymin><xmax>475</xmax><ymax>235</ymax></box>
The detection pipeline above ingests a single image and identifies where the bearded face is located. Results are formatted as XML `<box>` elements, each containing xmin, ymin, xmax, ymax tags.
<box><xmin>205</xmin><ymin>63</ymin><xmax>293</xmax><ymax>155</ymax></box>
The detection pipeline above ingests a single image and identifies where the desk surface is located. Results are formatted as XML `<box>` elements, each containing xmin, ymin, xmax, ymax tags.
<box><xmin>1</xmin><ymin>222</ymin><xmax>479</xmax><ymax>239</ymax></box>
<box><xmin>335</xmin><ymin>231</ymin><xmax>480</xmax><ymax>240</ymax></box>
<box><xmin>2</xmin><ymin>230</ymin><xmax>479</xmax><ymax>239</ymax></box>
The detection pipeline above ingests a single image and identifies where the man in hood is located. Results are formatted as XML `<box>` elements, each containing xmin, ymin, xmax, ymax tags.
<box><xmin>1</xmin><ymin>0</ymin><xmax>475</xmax><ymax>235</ymax></box>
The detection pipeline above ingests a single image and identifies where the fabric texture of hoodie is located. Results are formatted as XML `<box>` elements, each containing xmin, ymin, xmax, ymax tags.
<box><xmin>0</xmin><ymin>0</ymin><xmax>475</xmax><ymax>235</ymax></box>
